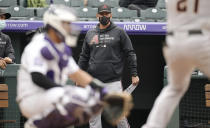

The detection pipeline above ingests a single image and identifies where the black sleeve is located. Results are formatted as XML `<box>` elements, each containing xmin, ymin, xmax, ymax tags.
<box><xmin>31</xmin><ymin>72</ymin><xmax>61</xmax><ymax>90</ymax></box>
<box><xmin>78</xmin><ymin>34</ymin><xmax>90</xmax><ymax>71</ymax></box>
<box><xmin>120</xmin><ymin>29</ymin><xmax>138</xmax><ymax>77</ymax></box>
<box><xmin>5</xmin><ymin>35</ymin><xmax>15</xmax><ymax>62</ymax></box>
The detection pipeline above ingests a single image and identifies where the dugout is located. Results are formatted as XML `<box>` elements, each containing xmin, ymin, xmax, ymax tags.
<box><xmin>3</xmin><ymin>21</ymin><xmax>210</xmax><ymax>128</ymax></box>
<box><xmin>2</xmin><ymin>21</ymin><xmax>166</xmax><ymax>128</ymax></box>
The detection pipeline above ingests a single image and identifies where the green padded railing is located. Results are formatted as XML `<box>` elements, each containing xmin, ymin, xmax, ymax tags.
<box><xmin>0</xmin><ymin>64</ymin><xmax>20</xmax><ymax>78</ymax></box>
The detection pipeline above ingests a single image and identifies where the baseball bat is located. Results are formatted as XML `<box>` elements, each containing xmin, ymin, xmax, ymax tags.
<box><xmin>124</xmin><ymin>84</ymin><xmax>137</xmax><ymax>94</ymax></box>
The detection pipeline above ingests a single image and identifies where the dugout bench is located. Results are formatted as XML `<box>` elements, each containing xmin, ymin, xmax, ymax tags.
<box><xmin>205</xmin><ymin>84</ymin><xmax>210</xmax><ymax>125</ymax></box>
<box><xmin>205</xmin><ymin>84</ymin><xmax>210</xmax><ymax>107</ymax></box>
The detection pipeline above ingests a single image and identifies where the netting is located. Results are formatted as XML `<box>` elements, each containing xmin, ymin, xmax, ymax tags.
<box><xmin>180</xmin><ymin>78</ymin><xmax>210</xmax><ymax>128</ymax></box>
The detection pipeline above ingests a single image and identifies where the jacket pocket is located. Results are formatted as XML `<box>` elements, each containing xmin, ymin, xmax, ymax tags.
<box><xmin>88</xmin><ymin>62</ymin><xmax>115</xmax><ymax>76</ymax></box>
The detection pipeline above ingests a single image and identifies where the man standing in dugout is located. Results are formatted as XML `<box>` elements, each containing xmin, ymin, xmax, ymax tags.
<box><xmin>0</xmin><ymin>9</ymin><xmax>15</xmax><ymax>84</ymax></box>
<box><xmin>78</xmin><ymin>4</ymin><xmax>139</xmax><ymax>128</ymax></box>
<box><xmin>0</xmin><ymin>9</ymin><xmax>15</xmax><ymax>70</ymax></box>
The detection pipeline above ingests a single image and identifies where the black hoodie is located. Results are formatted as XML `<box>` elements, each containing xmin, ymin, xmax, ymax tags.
<box><xmin>78</xmin><ymin>22</ymin><xmax>137</xmax><ymax>83</ymax></box>
<box><xmin>0</xmin><ymin>32</ymin><xmax>15</xmax><ymax>62</ymax></box>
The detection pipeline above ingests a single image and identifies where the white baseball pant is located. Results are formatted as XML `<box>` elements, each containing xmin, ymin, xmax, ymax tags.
<box><xmin>143</xmin><ymin>29</ymin><xmax>210</xmax><ymax>128</ymax></box>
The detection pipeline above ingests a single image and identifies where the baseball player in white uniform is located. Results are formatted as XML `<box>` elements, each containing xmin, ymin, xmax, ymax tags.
<box><xmin>142</xmin><ymin>0</ymin><xmax>210</xmax><ymax>128</ymax></box>
<box><xmin>16</xmin><ymin>5</ymin><xmax>133</xmax><ymax>128</ymax></box>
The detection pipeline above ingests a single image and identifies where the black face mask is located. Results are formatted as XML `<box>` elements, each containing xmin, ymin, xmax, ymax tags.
<box><xmin>99</xmin><ymin>16</ymin><xmax>110</xmax><ymax>26</ymax></box>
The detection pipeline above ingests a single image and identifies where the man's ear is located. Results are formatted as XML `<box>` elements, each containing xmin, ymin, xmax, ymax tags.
<box><xmin>110</xmin><ymin>13</ymin><xmax>112</xmax><ymax>19</ymax></box>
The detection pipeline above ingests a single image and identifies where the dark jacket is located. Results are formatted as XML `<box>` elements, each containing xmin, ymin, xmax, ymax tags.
<box><xmin>0</xmin><ymin>32</ymin><xmax>15</xmax><ymax>62</ymax></box>
<box><xmin>78</xmin><ymin>22</ymin><xmax>137</xmax><ymax>83</ymax></box>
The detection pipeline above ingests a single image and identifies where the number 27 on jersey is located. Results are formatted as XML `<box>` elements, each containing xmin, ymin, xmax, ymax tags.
<box><xmin>177</xmin><ymin>0</ymin><xmax>199</xmax><ymax>13</ymax></box>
